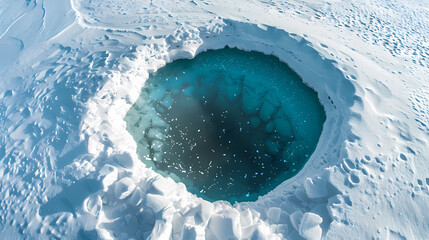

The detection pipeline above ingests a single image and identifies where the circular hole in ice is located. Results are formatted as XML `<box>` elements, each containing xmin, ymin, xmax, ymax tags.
<box><xmin>125</xmin><ymin>48</ymin><xmax>326</xmax><ymax>202</ymax></box>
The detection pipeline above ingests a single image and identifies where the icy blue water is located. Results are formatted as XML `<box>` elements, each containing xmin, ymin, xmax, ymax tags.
<box><xmin>125</xmin><ymin>48</ymin><xmax>326</xmax><ymax>202</ymax></box>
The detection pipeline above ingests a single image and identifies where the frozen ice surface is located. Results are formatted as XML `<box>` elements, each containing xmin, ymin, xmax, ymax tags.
<box><xmin>125</xmin><ymin>48</ymin><xmax>325</xmax><ymax>202</ymax></box>
<box><xmin>0</xmin><ymin>0</ymin><xmax>429</xmax><ymax>239</ymax></box>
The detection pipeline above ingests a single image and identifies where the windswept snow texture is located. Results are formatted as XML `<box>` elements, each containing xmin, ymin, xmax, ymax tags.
<box><xmin>0</xmin><ymin>0</ymin><xmax>429</xmax><ymax>239</ymax></box>
<box><xmin>125</xmin><ymin>48</ymin><xmax>325</xmax><ymax>203</ymax></box>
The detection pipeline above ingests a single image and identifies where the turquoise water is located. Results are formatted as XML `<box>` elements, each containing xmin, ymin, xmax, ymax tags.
<box><xmin>125</xmin><ymin>48</ymin><xmax>326</xmax><ymax>203</ymax></box>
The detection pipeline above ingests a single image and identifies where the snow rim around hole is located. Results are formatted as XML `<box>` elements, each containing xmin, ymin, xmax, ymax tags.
<box><xmin>80</xmin><ymin>18</ymin><xmax>356</xmax><ymax>239</ymax></box>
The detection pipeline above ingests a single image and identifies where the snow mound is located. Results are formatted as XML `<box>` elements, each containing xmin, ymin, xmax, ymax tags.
<box><xmin>299</xmin><ymin>213</ymin><xmax>323</xmax><ymax>240</ymax></box>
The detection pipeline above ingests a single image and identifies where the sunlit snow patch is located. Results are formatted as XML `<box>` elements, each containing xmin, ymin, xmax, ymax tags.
<box><xmin>125</xmin><ymin>48</ymin><xmax>325</xmax><ymax>202</ymax></box>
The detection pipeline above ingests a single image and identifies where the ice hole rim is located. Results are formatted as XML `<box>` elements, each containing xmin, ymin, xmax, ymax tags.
<box><xmin>126</xmin><ymin>47</ymin><xmax>328</xmax><ymax>202</ymax></box>
<box><xmin>126</xmin><ymin>19</ymin><xmax>354</xmax><ymax>204</ymax></box>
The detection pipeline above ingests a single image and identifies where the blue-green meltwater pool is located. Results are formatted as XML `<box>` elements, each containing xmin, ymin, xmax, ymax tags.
<box><xmin>125</xmin><ymin>48</ymin><xmax>326</xmax><ymax>203</ymax></box>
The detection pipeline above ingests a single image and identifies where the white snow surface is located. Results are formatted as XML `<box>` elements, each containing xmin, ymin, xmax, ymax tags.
<box><xmin>0</xmin><ymin>0</ymin><xmax>428</xmax><ymax>239</ymax></box>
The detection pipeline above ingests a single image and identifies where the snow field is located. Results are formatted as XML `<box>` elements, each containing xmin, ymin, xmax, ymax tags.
<box><xmin>0</xmin><ymin>0</ymin><xmax>428</xmax><ymax>239</ymax></box>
